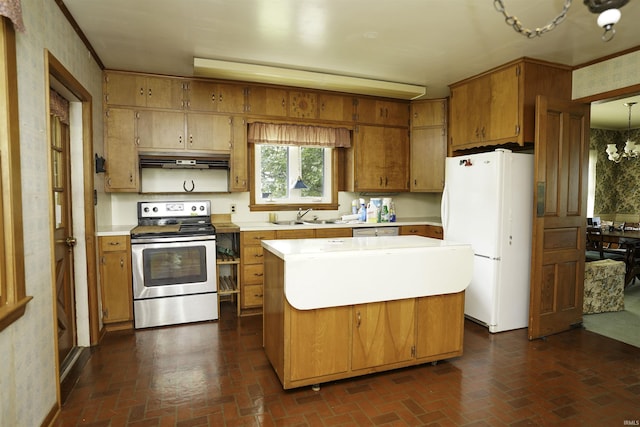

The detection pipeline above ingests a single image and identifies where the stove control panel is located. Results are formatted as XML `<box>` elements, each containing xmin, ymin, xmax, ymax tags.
<box><xmin>138</xmin><ymin>200</ymin><xmax>211</xmax><ymax>219</ymax></box>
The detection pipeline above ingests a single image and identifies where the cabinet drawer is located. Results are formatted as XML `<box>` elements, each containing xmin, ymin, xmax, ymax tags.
<box><xmin>242</xmin><ymin>284</ymin><xmax>263</xmax><ymax>307</ymax></box>
<box><xmin>100</xmin><ymin>235</ymin><xmax>129</xmax><ymax>252</ymax></box>
<box><xmin>315</xmin><ymin>228</ymin><xmax>352</xmax><ymax>238</ymax></box>
<box><xmin>242</xmin><ymin>245</ymin><xmax>265</xmax><ymax>265</ymax></box>
<box><xmin>425</xmin><ymin>225</ymin><xmax>443</xmax><ymax>239</ymax></box>
<box><xmin>241</xmin><ymin>230</ymin><xmax>276</xmax><ymax>245</ymax></box>
<box><xmin>243</xmin><ymin>264</ymin><xmax>264</xmax><ymax>285</ymax></box>
<box><xmin>400</xmin><ymin>225</ymin><xmax>427</xmax><ymax>236</ymax></box>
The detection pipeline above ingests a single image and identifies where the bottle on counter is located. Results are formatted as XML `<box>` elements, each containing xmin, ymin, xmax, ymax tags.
<box><xmin>358</xmin><ymin>203</ymin><xmax>367</xmax><ymax>221</ymax></box>
<box><xmin>389</xmin><ymin>201</ymin><xmax>396</xmax><ymax>222</ymax></box>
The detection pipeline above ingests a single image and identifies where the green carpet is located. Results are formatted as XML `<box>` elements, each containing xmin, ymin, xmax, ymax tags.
<box><xmin>583</xmin><ymin>281</ymin><xmax>640</xmax><ymax>347</ymax></box>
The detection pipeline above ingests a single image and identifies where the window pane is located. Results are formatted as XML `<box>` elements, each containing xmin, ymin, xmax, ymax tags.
<box><xmin>301</xmin><ymin>147</ymin><xmax>324</xmax><ymax>197</ymax></box>
<box><xmin>260</xmin><ymin>145</ymin><xmax>289</xmax><ymax>199</ymax></box>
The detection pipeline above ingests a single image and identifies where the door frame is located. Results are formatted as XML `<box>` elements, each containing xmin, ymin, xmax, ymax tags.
<box><xmin>45</xmin><ymin>51</ymin><xmax>99</xmax><ymax>404</ymax></box>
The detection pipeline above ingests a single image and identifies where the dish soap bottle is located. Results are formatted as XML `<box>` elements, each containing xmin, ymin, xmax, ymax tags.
<box><xmin>358</xmin><ymin>202</ymin><xmax>366</xmax><ymax>222</ymax></box>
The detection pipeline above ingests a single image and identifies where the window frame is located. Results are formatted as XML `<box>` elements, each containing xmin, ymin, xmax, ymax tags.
<box><xmin>0</xmin><ymin>17</ymin><xmax>31</xmax><ymax>332</ymax></box>
<box><xmin>249</xmin><ymin>143</ymin><xmax>340</xmax><ymax>212</ymax></box>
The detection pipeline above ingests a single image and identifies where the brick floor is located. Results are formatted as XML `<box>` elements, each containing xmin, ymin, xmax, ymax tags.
<box><xmin>54</xmin><ymin>303</ymin><xmax>640</xmax><ymax>426</ymax></box>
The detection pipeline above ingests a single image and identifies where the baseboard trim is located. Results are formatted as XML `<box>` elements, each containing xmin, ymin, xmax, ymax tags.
<box><xmin>42</xmin><ymin>401</ymin><xmax>59</xmax><ymax>427</ymax></box>
<box><xmin>60</xmin><ymin>346</ymin><xmax>92</xmax><ymax>405</ymax></box>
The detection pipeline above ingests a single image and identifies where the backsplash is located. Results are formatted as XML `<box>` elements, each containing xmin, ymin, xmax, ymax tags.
<box><xmin>591</xmin><ymin>128</ymin><xmax>640</xmax><ymax>215</ymax></box>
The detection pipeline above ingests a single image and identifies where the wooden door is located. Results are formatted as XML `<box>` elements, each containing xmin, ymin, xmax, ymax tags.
<box><xmin>449</xmin><ymin>84</ymin><xmax>470</xmax><ymax>149</ymax></box>
<box><xmin>352</xmin><ymin>299</ymin><xmax>415</xmax><ymax>370</ymax></box>
<box><xmin>528</xmin><ymin>96</ymin><xmax>589</xmax><ymax>339</ymax></box>
<box><xmin>145</xmin><ymin>76</ymin><xmax>184</xmax><ymax>109</ymax></box>
<box><xmin>318</xmin><ymin>93</ymin><xmax>354</xmax><ymax>122</ymax></box>
<box><xmin>50</xmin><ymin>114</ymin><xmax>76</xmax><ymax>367</ymax></box>
<box><xmin>246</xmin><ymin>87</ymin><xmax>288</xmax><ymax>116</ymax></box>
<box><xmin>415</xmin><ymin>293</ymin><xmax>464</xmax><ymax>358</ymax></box>
<box><xmin>104</xmin><ymin>72</ymin><xmax>145</xmax><ymax>107</ymax></box>
<box><xmin>99</xmin><ymin>236</ymin><xmax>132</xmax><ymax>323</ymax></box>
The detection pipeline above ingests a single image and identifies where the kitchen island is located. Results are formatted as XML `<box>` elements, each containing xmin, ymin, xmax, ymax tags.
<box><xmin>262</xmin><ymin>235</ymin><xmax>473</xmax><ymax>390</ymax></box>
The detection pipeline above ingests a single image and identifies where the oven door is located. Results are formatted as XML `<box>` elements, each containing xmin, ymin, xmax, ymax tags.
<box><xmin>131</xmin><ymin>235</ymin><xmax>216</xmax><ymax>300</ymax></box>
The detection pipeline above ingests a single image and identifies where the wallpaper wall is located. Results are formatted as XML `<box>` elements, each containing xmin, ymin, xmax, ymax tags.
<box><xmin>0</xmin><ymin>0</ymin><xmax>103</xmax><ymax>425</ymax></box>
<box><xmin>591</xmin><ymin>128</ymin><xmax>640</xmax><ymax>216</ymax></box>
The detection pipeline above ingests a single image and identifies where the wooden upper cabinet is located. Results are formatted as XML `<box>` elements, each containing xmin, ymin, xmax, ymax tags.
<box><xmin>135</xmin><ymin>110</ymin><xmax>185</xmax><ymax>150</ymax></box>
<box><xmin>355</xmin><ymin>97</ymin><xmax>409</xmax><ymax>127</ymax></box>
<box><xmin>186</xmin><ymin>114</ymin><xmax>232</xmax><ymax>152</ymax></box>
<box><xmin>230</xmin><ymin>116</ymin><xmax>248</xmax><ymax>192</ymax></box>
<box><xmin>246</xmin><ymin>86</ymin><xmax>288</xmax><ymax>117</ymax></box>
<box><xmin>318</xmin><ymin>93</ymin><xmax>355</xmax><ymax>122</ymax></box>
<box><xmin>448</xmin><ymin>58</ymin><xmax>571</xmax><ymax>152</ymax></box>
<box><xmin>350</xmin><ymin>125</ymin><xmax>409</xmax><ymax>192</ymax></box>
<box><xmin>104</xmin><ymin>71</ymin><xmax>184</xmax><ymax>109</ymax></box>
<box><xmin>411</xmin><ymin>98</ymin><xmax>446</xmax><ymax>128</ymax></box>
<box><xmin>410</xmin><ymin>99</ymin><xmax>447</xmax><ymax>192</ymax></box>
<box><xmin>289</xmin><ymin>91</ymin><xmax>318</xmax><ymax>119</ymax></box>
<box><xmin>185</xmin><ymin>80</ymin><xmax>246</xmax><ymax>114</ymax></box>
<box><xmin>104</xmin><ymin>108</ymin><xmax>138</xmax><ymax>192</ymax></box>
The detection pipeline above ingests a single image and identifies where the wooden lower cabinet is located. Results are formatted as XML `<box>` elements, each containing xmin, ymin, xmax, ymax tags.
<box><xmin>352</xmin><ymin>299</ymin><xmax>415</xmax><ymax>370</ymax></box>
<box><xmin>263</xmin><ymin>250</ymin><xmax>464</xmax><ymax>389</ymax></box>
<box><xmin>98</xmin><ymin>235</ymin><xmax>133</xmax><ymax>330</ymax></box>
<box><xmin>399</xmin><ymin>224</ymin><xmax>443</xmax><ymax>239</ymax></box>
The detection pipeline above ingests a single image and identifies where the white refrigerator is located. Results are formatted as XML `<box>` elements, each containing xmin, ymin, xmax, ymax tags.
<box><xmin>441</xmin><ymin>149</ymin><xmax>533</xmax><ymax>333</ymax></box>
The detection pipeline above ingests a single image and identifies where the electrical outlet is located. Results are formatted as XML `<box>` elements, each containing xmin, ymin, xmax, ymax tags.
<box><xmin>230</xmin><ymin>204</ymin><xmax>236</xmax><ymax>213</ymax></box>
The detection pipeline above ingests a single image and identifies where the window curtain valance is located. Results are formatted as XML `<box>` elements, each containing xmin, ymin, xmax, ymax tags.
<box><xmin>247</xmin><ymin>122</ymin><xmax>351</xmax><ymax>148</ymax></box>
<box><xmin>0</xmin><ymin>0</ymin><xmax>25</xmax><ymax>32</ymax></box>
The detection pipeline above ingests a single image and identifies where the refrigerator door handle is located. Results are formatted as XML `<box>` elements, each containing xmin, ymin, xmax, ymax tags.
<box><xmin>441</xmin><ymin>184</ymin><xmax>449</xmax><ymax>234</ymax></box>
<box><xmin>475</xmin><ymin>253</ymin><xmax>501</xmax><ymax>261</ymax></box>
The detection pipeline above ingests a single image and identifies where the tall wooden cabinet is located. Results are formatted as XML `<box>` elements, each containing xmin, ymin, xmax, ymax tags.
<box><xmin>448</xmin><ymin>58</ymin><xmax>572</xmax><ymax>154</ymax></box>
<box><xmin>98</xmin><ymin>235</ymin><xmax>133</xmax><ymax>330</ymax></box>
<box><xmin>104</xmin><ymin>108</ymin><xmax>138</xmax><ymax>192</ymax></box>
<box><xmin>410</xmin><ymin>99</ymin><xmax>447</xmax><ymax>192</ymax></box>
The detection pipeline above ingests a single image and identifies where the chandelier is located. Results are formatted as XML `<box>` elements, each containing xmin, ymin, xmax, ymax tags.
<box><xmin>606</xmin><ymin>102</ymin><xmax>638</xmax><ymax>162</ymax></box>
<box><xmin>494</xmin><ymin>0</ymin><xmax>629</xmax><ymax>41</ymax></box>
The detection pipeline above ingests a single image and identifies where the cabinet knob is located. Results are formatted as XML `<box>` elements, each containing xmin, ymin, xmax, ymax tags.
<box><xmin>356</xmin><ymin>311</ymin><xmax>361</xmax><ymax>328</ymax></box>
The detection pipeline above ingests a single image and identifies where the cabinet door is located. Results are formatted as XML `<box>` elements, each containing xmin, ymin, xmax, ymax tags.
<box><xmin>415</xmin><ymin>293</ymin><xmax>464</xmax><ymax>359</ymax></box>
<box><xmin>104</xmin><ymin>72</ymin><xmax>146</xmax><ymax>107</ymax></box>
<box><xmin>411</xmin><ymin>100</ymin><xmax>445</xmax><ymax>128</ymax></box>
<box><xmin>136</xmin><ymin>110</ymin><xmax>185</xmax><ymax>150</ymax></box>
<box><xmin>99</xmin><ymin>244</ymin><xmax>133</xmax><ymax>324</ymax></box>
<box><xmin>354</xmin><ymin>98</ymin><xmax>377</xmax><ymax>124</ymax></box>
<box><xmin>289</xmin><ymin>305</ymin><xmax>350</xmax><ymax>380</ymax></box>
<box><xmin>352</xmin><ymin>299</ymin><xmax>415</xmax><ymax>370</ymax></box>
<box><xmin>379</xmin><ymin>100</ymin><xmax>410</xmax><ymax>127</ymax></box>
<box><xmin>216</xmin><ymin>83</ymin><xmax>245</xmax><ymax>113</ymax></box>
<box><xmin>383</xmin><ymin>127</ymin><xmax>409</xmax><ymax>190</ymax></box>
<box><xmin>145</xmin><ymin>76</ymin><xmax>185</xmax><ymax>109</ymax></box>
<box><xmin>318</xmin><ymin>93</ymin><xmax>354</xmax><ymax>122</ymax></box>
<box><xmin>354</xmin><ymin>125</ymin><xmax>385</xmax><ymax>190</ymax></box>
<box><xmin>186</xmin><ymin>113</ymin><xmax>232</xmax><ymax>152</ymax></box>
<box><xmin>187</xmin><ymin>80</ymin><xmax>217</xmax><ymax>112</ymax></box>
<box><xmin>448</xmin><ymin>84</ymin><xmax>468</xmax><ymax>149</ymax></box>
<box><xmin>104</xmin><ymin>108</ymin><xmax>138</xmax><ymax>192</ymax></box>
<box><xmin>246</xmin><ymin>86</ymin><xmax>288</xmax><ymax>116</ymax></box>
<box><xmin>410</xmin><ymin>127</ymin><xmax>445</xmax><ymax>192</ymax></box>
<box><xmin>230</xmin><ymin>116</ymin><xmax>248</xmax><ymax>192</ymax></box>
<box><xmin>488</xmin><ymin>64</ymin><xmax>520</xmax><ymax>142</ymax></box>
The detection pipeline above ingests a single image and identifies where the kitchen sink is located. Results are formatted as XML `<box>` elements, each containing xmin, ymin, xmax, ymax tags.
<box><xmin>302</xmin><ymin>219</ymin><xmax>338</xmax><ymax>225</ymax></box>
<box><xmin>272</xmin><ymin>220</ymin><xmax>306</xmax><ymax>226</ymax></box>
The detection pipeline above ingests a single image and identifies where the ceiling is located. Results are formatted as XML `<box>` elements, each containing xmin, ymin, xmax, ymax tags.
<box><xmin>61</xmin><ymin>0</ymin><xmax>640</xmax><ymax>130</ymax></box>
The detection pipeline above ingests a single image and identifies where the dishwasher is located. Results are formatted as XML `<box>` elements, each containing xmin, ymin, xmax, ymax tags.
<box><xmin>352</xmin><ymin>226</ymin><xmax>399</xmax><ymax>237</ymax></box>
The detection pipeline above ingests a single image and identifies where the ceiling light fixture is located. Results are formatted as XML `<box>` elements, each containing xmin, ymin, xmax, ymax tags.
<box><xmin>606</xmin><ymin>102</ymin><xmax>638</xmax><ymax>163</ymax></box>
<box><xmin>193</xmin><ymin>58</ymin><xmax>426</xmax><ymax>100</ymax></box>
<box><xmin>494</xmin><ymin>0</ymin><xmax>629</xmax><ymax>41</ymax></box>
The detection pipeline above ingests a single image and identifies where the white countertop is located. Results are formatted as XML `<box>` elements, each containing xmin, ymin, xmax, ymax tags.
<box><xmin>94</xmin><ymin>217</ymin><xmax>442</xmax><ymax>236</ymax></box>
<box><xmin>261</xmin><ymin>235</ymin><xmax>473</xmax><ymax>310</ymax></box>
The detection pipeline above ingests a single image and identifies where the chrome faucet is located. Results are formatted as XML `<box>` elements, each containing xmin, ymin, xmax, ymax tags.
<box><xmin>297</xmin><ymin>208</ymin><xmax>312</xmax><ymax>221</ymax></box>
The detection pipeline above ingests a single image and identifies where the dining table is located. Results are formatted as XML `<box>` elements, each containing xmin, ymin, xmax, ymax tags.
<box><xmin>596</xmin><ymin>228</ymin><xmax>640</xmax><ymax>287</ymax></box>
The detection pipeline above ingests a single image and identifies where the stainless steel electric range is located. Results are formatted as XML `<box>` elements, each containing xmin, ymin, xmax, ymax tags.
<box><xmin>130</xmin><ymin>200</ymin><xmax>218</xmax><ymax>329</ymax></box>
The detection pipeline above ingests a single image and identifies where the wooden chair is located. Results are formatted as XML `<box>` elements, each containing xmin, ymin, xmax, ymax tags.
<box><xmin>586</xmin><ymin>227</ymin><xmax>625</xmax><ymax>262</ymax></box>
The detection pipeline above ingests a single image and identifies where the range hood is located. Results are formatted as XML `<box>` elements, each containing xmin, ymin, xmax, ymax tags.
<box><xmin>139</xmin><ymin>155</ymin><xmax>230</xmax><ymax>169</ymax></box>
